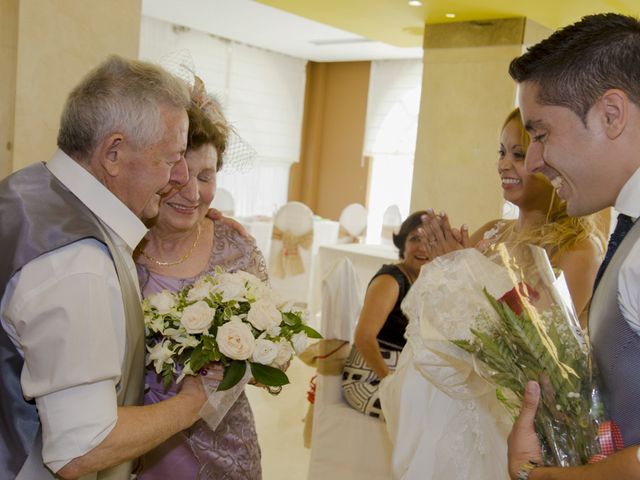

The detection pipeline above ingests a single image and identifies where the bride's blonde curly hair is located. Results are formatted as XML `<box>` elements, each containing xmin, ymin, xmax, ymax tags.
<box><xmin>498</xmin><ymin>108</ymin><xmax>605</xmax><ymax>264</ymax></box>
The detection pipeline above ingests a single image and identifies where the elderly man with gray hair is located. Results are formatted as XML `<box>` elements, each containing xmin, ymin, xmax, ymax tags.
<box><xmin>0</xmin><ymin>55</ymin><xmax>208</xmax><ymax>479</ymax></box>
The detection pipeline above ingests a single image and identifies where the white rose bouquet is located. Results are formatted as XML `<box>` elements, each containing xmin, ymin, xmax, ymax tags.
<box><xmin>143</xmin><ymin>268</ymin><xmax>321</xmax><ymax>392</ymax></box>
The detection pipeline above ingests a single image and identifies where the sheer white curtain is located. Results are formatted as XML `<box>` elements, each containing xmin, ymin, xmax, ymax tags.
<box><xmin>139</xmin><ymin>17</ymin><xmax>306</xmax><ymax>217</ymax></box>
<box><xmin>363</xmin><ymin>60</ymin><xmax>423</xmax><ymax>243</ymax></box>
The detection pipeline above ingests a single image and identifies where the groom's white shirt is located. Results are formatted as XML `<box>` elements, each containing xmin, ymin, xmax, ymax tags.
<box><xmin>0</xmin><ymin>150</ymin><xmax>146</xmax><ymax>473</ymax></box>
<box><xmin>613</xmin><ymin>166</ymin><xmax>640</xmax><ymax>337</ymax></box>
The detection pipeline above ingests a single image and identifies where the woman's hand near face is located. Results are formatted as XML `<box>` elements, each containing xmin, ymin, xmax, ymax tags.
<box><xmin>353</xmin><ymin>275</ymin><xmax>400</xmax><ymax>379</ymax></box>
<box><xmin>421</xmin><ymin>210</ymin><xmax>470</xmax><ymax>258</ymax></box>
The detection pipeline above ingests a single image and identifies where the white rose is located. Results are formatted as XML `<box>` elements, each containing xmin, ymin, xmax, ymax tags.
<box><xmin>146</xmin><ymin>341</ymin><xmax>174</xmax><ymax>374</ymax></box>
<box><xmin>147</xmin><ymin>290</ymin><xmax>176</xmax><ymax>314</ymax></box>
<box><xmin>247</xmin><ymin>299</ymin><xmax>282</xmax><ymax>331</ymax></box>
<box><xmin>187</xmin><ymin>277</ymin><xmax>214</xmax><ymax>301</ymax></box>
<box><xmin>213</xmin><ymin>273</ymin><xmax>249</xmax><ymax>302</ymax></box>
<box><xmin>251</xmin><ymin>338</ymin><xmax>279</xmax><ymax>365</ymax></box>
<box><xmin>267</xmin><ymin>325</ymin><xmax>281</xmax><ymax>337</ymax></box>
<box><xmin>272</xmin><ymin>339</ymin><xmax>293</xmax><ymax>369</ymax></box>
<box><xmin>216</xmin><ymin>318</ymin><xmax>255</xmax><ymax>360</ymax></box>
<box><xmin>180</xmin><ymin>301</ymin><xmax>215</xmax><ymax>334</ymax></box>
<box><xmin>234</xmin><ymin>270</ymin><xmax>262</xmax><ymax>290</ymax></box>
<box><xmin>291</xmin><ymin>331</ymin><xmax>308</xmax><ymax>355</ymax></box>
<box><xmin>253</xmin><ymin>283</ymin><xmax>284</xmax><ymax>305</ymax></box>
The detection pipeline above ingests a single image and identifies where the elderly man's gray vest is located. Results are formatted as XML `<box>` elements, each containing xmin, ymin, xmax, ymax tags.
<box><xmin>0</xmin><ymin>162</ymin><xmax>145</xmax><ymax>479</ymax></box>
<box><xmin>590</xmin><ymin>221</ymin><xmax>640</xmax><ymax>446</ymax></box>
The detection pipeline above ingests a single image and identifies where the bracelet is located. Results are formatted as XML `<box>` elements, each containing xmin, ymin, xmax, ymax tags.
<box><xmin>516</xmin><ymin>460</ymin><xmax>539</xmax><ymax>480</ymax></box>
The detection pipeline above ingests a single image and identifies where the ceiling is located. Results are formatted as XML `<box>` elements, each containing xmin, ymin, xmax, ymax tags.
<box><xmin>257</xmin><ymin>0</ymin><xmax>640</xmax><ymax>48</ymax></box>
<box><xmin>143</xmin><ymin>0</ymin><xmax>640</xmax><ymax>61</ymax></box>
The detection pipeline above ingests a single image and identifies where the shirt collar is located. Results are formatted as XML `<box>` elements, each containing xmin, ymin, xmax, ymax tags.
<box><xmin>46</xmin><ymin>149</ymin><xmax>147</xmax><ymax>250</ymax></box>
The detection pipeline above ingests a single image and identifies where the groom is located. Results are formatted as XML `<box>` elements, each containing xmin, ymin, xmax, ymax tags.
<box><xmin>0</xmin><ymin>56</ymin><xmax>207</xmax><ymax>479</ymax></box>
<box><xmin>507</xmin><ymin>13</ymin><xmax>640</xmax><ymax>479</ymax></box>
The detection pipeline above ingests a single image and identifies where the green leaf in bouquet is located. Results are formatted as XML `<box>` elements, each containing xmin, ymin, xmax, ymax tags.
<box><xmin>450</xmin><ymin>338</ymin><xmax>474</xmax><ymax>353</ymax></box>
<box><xmin>282</xmin><ymin>311</ymin><xmax>299</xmax><ymax>326</ymax></box>
<box><xmin>202</xmin><ymin>335</ymin><xmax>216</xmax><ymax>351</ymax></box>
<box><xmin>491</xmin><ymin>372</ymin><xmax>524</xmax><ymax>392</ymax></box>
<box><xmin>300</xmin><ymin>324</ymin><xmax>322</xmax><ymax>339</ymax></box>
<box><xmin>217</xmin><ymin>360</ymin><xmax>247</xmax><ymax>391</ymax></box>
<box><xmin>189</xmin><ymin>344</ymin><xmax>217</xmax><ymax>373</ymax></box>
<box><xmin>470</xmin><ymin>328</ymin><xmax>517</xmax><ymax>374</ymax></box>
<box><xmin>162</xmin><ymin>365</ymin><xmax>175</xmax><ymax>390</ymax></box>
<box><xmin>223</xmin><ymin>305</ymin><xmax>235</xmax><ymax>319</ymax></box>
<box><xmin>249</xmin><ymin>362</ymin><xmax>290</xmax><ymax>387</ymax></box>
<box><xmin>211</xmin><ymin>308</ymin><xmax>224</xmax><ymax>327</ymax></box>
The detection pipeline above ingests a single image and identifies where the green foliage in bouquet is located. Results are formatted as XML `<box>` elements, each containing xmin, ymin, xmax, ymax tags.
<box><xmin>451</xmin><ymin>288</ymin><xmax>601</xmax><ymax>466</ymax></box>
<box><xmin>143</xmin><ymin>272</ymin><xmax>322</xmax><ymax>392</ymax></box>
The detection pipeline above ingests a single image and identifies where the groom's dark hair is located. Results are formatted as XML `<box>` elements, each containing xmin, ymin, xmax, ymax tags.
<box><xmin>509</xmin><ymin>13</ymin><xmax>640</xmax><ymax>124</ymax></box>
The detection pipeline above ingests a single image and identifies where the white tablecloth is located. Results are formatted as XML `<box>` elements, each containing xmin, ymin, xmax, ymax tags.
<box><xmin>309</xmin><ymin>243</ymin><xmax>399</xmax><ymax>325</ymax></box>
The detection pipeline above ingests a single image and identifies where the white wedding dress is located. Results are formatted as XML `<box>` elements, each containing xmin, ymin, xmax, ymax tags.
<box><xmin>379</xmin><ymin>249</ymin><xmax>514</xmax><ymax>480</ymax></box>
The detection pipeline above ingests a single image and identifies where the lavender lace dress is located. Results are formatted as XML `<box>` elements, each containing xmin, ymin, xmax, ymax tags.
<box><xmin>137</xmin><ymin>220</ymin><xmax>268</xmax><ymax>480</ymax></box>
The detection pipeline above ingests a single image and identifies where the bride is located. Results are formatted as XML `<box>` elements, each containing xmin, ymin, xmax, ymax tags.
<box><xmin>379</xmin><ymin>108</ymin><xmax>603</xmax><ymax>480</ymax></box>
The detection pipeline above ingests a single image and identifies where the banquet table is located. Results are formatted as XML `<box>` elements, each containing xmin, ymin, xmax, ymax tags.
<box><xmin>308</xmin><ymin>243</ymin><xmax>398</xmax><ymax>325</ymax></box>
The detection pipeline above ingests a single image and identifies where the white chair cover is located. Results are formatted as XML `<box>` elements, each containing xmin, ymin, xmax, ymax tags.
<box><xmin>268</xmin><ymin>201</ymin><xmax>314</xmax><ymax>304</ymax></box>
<box><xmin>380</xmin><ymin>205</ymin><xmax>402</xmax><ymax>245</ymax></box>
<box><xmin>211</xmin><ymin>187</ymin><xmax>235</xmax><ymax>215</ymax></box>
<box><xmin>308</xmin><ymin>257</ymin><xmax>393</xmax><ymax>480</ymax></box>
<box><xmin>338</xmin><ymin>203</ymin><xmax>367</xmax><ymax>243</ymax></box>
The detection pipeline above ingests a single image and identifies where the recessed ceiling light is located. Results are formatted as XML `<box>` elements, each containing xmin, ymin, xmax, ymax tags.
<box><xmin>445</xmin><ymin>13</ymin><xmax>456</xmax><ymax>18</ymax></box>
<box><xmin>408</xmin><ymin>0</ymin><xmax>423</xmax><ymax>6</ymax></box>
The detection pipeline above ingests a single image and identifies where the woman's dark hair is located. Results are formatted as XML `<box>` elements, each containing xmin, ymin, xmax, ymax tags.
<box><xmin>393</xmin><ymin>210</ymin><xmax>429</xmax><ymax>259</ymax></box>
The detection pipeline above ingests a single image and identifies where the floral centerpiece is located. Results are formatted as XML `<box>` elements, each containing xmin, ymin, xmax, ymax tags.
<box><xmin>143</xmin><ymin>268</ymin><xmax>321</xmax><ymax>392</ymax></box>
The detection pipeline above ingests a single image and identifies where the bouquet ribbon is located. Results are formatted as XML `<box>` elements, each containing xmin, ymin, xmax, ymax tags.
<box><xmin>588</xmin><ymin>420</ymin><xmax>625</xmax><ymax>463</ymax></box>
<box><xmin>198</xmin><ymin>366</ymin><xmax>253</xmax><ymax>431</ymax></box>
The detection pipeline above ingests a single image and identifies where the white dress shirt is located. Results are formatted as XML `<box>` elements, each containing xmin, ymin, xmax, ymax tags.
<box><xmin>0</xmin><ymin>150</ymin><xmax>146</xmax><ymax>473</ymax></box>
<box><xmin>613</xmin><ymin>166</ymin><xmax>640</xmax><ymax>337</ymax></box>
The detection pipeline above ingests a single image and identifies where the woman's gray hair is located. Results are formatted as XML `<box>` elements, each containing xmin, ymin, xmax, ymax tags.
<box><xmin>57</xmin><ymin>55</ymin><xmax>191</xmax><ymax>160</ymax></box>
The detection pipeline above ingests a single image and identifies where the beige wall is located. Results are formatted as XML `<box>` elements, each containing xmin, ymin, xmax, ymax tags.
<box><xmin>9</xmin><ymin>0</ymin><xmax>142</xmax><ymax>172</ymax></box>
<box><xmin>289</xmin><ymin>61</ymin><xmax>371</xmax><ymax>220</ymax></box>
<box><xmin>410</xmin><ymin>18</ymin><xmax>550</xmax><ymax>231</ymax></box>
<box><xmin>0</xmin><ymin>0</ymin><xmax>18</xmax><ymax>178</ymax></box>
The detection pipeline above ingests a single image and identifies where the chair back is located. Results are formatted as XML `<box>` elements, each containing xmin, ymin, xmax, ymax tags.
<box><xmin>211</xmin><ymin>188</ymin><xmax>235</xmax><ymax>216</ymax></box>
<box><xmin>268</xmin><ymin>201</ymin><xmax>314</xmax><ymax>303</ymax></box>
<box><xmin>381</xmin><ymin>204</ymin><xmax>402</xmax><ymax>245</ymax></box>
<box><xmin>338</xmin><ymin>203</ymin><xmax>367</xmax><ymax>244</ymax></box>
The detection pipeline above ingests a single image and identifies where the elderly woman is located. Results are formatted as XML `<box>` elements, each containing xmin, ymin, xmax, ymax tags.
<box><xmin>341</xmin><ymin>211</ymin><xmax>430</xmax><ymax>419</ymax></box>
<box><xmin>135</xmin><ymin>79</ymin><xmax>266</xmax><ymax>479</ymax></box>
